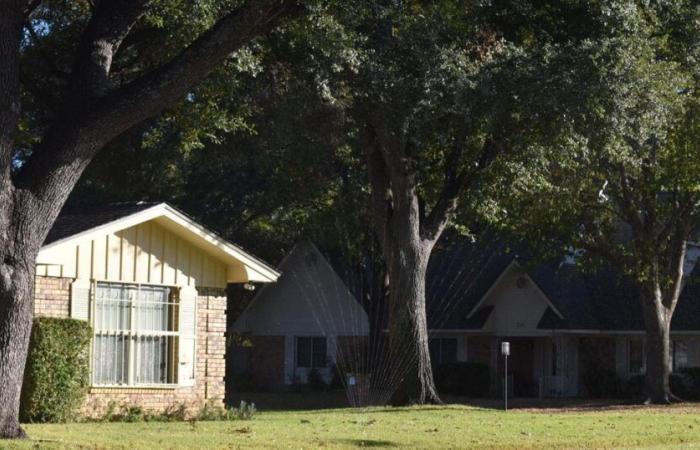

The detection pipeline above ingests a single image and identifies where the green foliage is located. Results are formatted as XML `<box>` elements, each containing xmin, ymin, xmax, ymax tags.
<box><xmin>434</xmin><ymin>363</ymin><xmax>490</xmax><ymax>397</ymax></box>
<box><xmin>672</xmin><ymin>368</ymin><xmax>700</xmax><ymax>400</ymax></box>
<box><xmin>97</xmin><ymin>399</ymin><xmax>255</xmax><ymax>423</ymax></box>
<box><xmin>625</xmin><ymin>375</ymin><xmax>646</xmax><ymax>398</ymax></box>
<box><xmin>502</xmin><ymin>1</ymin><xmax>700</xmax><ymax>287</ymax></box>
<box><xmin>582</xmin><ymin>368</ymin><xmax>622</xmax><ymax>398</ymax></box>
<box><xmin>234</xmin><ymin>400</ymin><xmax>257</xmax><ymax>420</ymax></box>
<box><xmin>20</xmin><ymin>317</ymin><xmax>92</xmax><ymax>423</ymax></box>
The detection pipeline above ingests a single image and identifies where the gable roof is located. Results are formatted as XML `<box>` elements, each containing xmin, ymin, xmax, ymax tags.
<box><xmin>425</xmin><ymin>238</ymin><xmax>700</xmax><ymax>332</ymax></box>
<box><xmin>44</xmin><ymin>202</ymin><xmax>158</xmax><ymax>245</ymax></box>
<box><xmin>231</xmin><ymin>240</ymin><xmax>368</xmax><ymax>335</ymax></box>
<box><xmin>425</xmin><ymin>239</ymin><xmax>513</xmax><ymax>330</ymax></box>
<box><xmin>39</xmin><ymin>202</ymin><xmax>280</xmax><ymax>283</ymax></box>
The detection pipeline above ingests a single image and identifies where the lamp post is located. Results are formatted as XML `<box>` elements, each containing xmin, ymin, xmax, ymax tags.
<box><xmin>501</xmin><ymin>341</ymin><xmax>510</xmax><ymax>411</ymax></box>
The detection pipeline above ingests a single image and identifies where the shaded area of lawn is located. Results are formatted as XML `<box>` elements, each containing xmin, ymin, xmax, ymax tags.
<box><xmin>228</xmin><ymin>389</ymin><xmax>640</xmax><ymax>411</ymax></box>
<box><xmin>9</xmin><ymin>403</ymin><xmax>700</xmax><ymax>449</ymax></box>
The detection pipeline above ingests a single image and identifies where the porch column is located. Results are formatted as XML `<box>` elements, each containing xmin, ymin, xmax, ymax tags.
<box><xmin>489</xmin><ymin>337</ymin><xmax>499</xmax><ymax>396</ymax></box>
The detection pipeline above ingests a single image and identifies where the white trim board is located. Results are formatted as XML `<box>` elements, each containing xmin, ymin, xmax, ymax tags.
<box><xmin>466</xmin><ymin>259</ymin><xmax>564</xmax><ymax>320</ymax></box>
<box><xmin>38</xmin><ymin>203</ymin><xmax>280</xmax><ymax>283</ymax></box>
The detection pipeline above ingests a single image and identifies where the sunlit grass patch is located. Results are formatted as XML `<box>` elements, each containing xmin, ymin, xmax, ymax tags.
<box><xmin>7</xmin><ymin>403</ymin><xmax>700</xmax><ymax>449</ymax></box>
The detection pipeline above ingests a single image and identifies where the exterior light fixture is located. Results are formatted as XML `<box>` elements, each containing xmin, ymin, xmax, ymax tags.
<box><xmin>243</xmin><ymin>283</ymin><xmax>256</xmax><ymax>291</ymax></box>
<box><xmin>501</xmin><ymin>341</ymin><xmax>510</xmax><ymax>411</ymax></box>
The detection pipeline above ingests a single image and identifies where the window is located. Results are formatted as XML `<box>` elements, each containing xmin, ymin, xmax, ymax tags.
<box><xmin>551</xmin><ymin>342</ymin><xmax>558</xmax><ymax>376</ymax></box>
<box><xmin>628</xmin><ymin>338</ymin><xmax>645</xmax><ymax>375</ymax></box>
<box><xmin>673</xmin><ymin>340</ymin><xmax>689</xmax><ymax>372</ymax></box>
<box><xmin>429</xmin><ymin>338</ymin><xmax>458</xmax><ymax>365</ymax></box>
<box><xmin>92</xmin><ymin>282</ymin><xmax>179</xmax><ymax>386</ymax></box>
<box><xmin>296</xmin><ymin>337</ymin><xmax>327</xmax><ymax>368</ymax></box>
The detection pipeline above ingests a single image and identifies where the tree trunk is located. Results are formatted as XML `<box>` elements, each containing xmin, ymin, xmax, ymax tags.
<box><xmin>386</xmin><ymin>238</ymin><xmax>440</xmax><ymax>404</ymax></box>
<box><xmin>383</xmin><ymin>188</ymin><xmax>441</xmax><ymax>405</ymax></box>
<box><xmin>640</xmin><ymin>289</ymin><xmax>673</xmax><ymax>404</ymax></box>
<box><xmin>0</xmin><ymin>257</ymin><xmax>36</xmax><ymax>438</ymax></box>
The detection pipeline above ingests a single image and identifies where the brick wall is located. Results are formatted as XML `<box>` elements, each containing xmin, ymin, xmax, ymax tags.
<box><xmin>31</xmin><ymin>277</ymin><xmax>227</xmax><ymax>417</ymax></box>
<box><xmin>34</xmin><ymin>276</ymin><xmax>71</xmax><ymax>318</ymax></box>
<box><xmin>467</xmin><ymin>336</ymin><xmax>491</xmax><ymax>365</ymax></box>
<box><xmin>229</xmin><ymin>335</ymin><xmax>286</xmax><ymax>391</ymax></box>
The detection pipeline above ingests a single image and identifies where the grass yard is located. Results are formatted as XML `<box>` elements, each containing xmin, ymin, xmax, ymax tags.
<box><xmin>7</xmin><ymin>403</ymin><xmax>700</xmax><ymax>449</ymax></box>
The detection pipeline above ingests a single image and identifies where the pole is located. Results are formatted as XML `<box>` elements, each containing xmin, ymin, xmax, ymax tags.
<box><xmin>504</xmin><ymin>354</ymin><xmax>508</xmax><ymax>411</ymax></box>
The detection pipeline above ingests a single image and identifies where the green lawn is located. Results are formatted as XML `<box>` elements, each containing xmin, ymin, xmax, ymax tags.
<box><xmin>7</xmin><ymin>404</ymin><xmax>700</xmax><ymax>449</ymax></box>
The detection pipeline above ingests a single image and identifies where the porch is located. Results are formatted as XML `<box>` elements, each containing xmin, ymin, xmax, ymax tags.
<box><xmin>431</xmin><ymin>334</ymin><xmax>581</xmax><ymax>397</ymax></box>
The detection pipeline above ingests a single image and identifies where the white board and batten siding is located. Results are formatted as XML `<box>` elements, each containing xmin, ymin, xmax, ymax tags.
<box><xmin>37</xmin><ymin>220</ymin><xmax>228</xmax><ymax>289</ymax></box>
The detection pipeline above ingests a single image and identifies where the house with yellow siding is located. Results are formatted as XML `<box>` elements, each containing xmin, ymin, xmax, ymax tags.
<box><xmin>33</xmin><ymin>202</ymin><xmax>278</xmax><ymax>416</ymax></box>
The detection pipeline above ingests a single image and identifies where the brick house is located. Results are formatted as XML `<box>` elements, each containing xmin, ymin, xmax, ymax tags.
<box><xmin>230</xmin><ymin>241</ymin><xmax>368</xmax><ymax>390</ymax></box>
<box><xmin>423</xmin><ymin>241</ymin><xmax>700</xmax><ymax>397</ymax></box>
<box><xmin>231</xmin><ymin>238</ymin><xmax>700</xmax><ymax>398</ymax></box>
<box><xmin>33</xmin><ymin>202</ymin><xmax>278</xmax><ymax>416</ymax></box>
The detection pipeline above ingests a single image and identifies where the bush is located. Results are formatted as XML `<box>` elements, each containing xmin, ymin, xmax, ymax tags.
<box><xmin>230</xmin><ymin>370</ymin><xmax>269</xmax><ymax>393</ymax></box>
<box><xmin>672</xmin><ymin>368</ymin><xmax>700</xmax><ymax>400</ymax></box>
<box><xmin>20</xmin><ymin>317</ymin><xmax>92</xmax><ymax>423</ymax></box>
<box><xmin>624</xmin><ymin>375</ymin><xmax>645</xmax><ymax>398</ymax></box>
<box><xmin>307</xmin><ymin>368</ymin><xmax>329</xmax><ymax>391</ymax></box>
<box><xmin>582</xmin><ymin>368</ymin><xmax>622</xmax><ymax>398</ymax></box>
<box><xmin>434</xmin><ymin>362</ymin><xmax>490</xmax><ymax>397</ymax></box>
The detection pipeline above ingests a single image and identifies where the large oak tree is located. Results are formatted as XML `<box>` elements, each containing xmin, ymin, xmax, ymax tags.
<box><xmin>0</xmin><ymin>0</ymin><xmax>303</xmax><ymax>438</ymax></box>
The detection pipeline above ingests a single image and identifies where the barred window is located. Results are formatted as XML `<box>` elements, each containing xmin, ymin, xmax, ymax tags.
<box><xmin>92</xmin><ymin>282</ymin><xmax>179</xmax><ymax>386</ymax></box>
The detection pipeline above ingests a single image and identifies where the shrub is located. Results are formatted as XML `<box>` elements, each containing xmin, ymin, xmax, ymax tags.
<box><xmin>582</xmin><ymin>368</ymin><xmax>622</xmax><ymax>398</ymax></box>
<box><xmin>235</xmin><ymin>400</ymin><xmax>257</xmax><ymax>420</ymax></box>
<box><xmin>121</xmin><ymin>406</ymin><xmax>145</xmax><ymax>423</ymax></box>
<box><xmin>197</xmin><ymin>399</ymin><xmax>256</xmax><ymax>421</ymax></box>
<box><xmin>434</xmin><ymin>362</ymin><xmax>490</xmax><ymax>397</ymax></box>
<box><xmin>20</xmin><ymin>317</ymin><xmax>92</xmax><ymax>423</ymax></box>
<box><xmin>624</xmin><ymin>375</ymin><xmax>646</xmax><ymax>398</ymax></box>
<box><xmin>307</xmin><ymin>368</ymin><xmax>329</xmax><ymax>391</ymax></box>
<box><xmin>672</xmin><ymin>368</ymin><xmax>700</xmax><ymax>400</ymax></box>
<box><xmin>230</xmin><ymin>370</ymin><xmax>268</xmax><ymax>393</ymax></box>
<box><xmin>162</xmin><ymin>402</ymin><xmax>189</xmax><ymax>421</ymax></box>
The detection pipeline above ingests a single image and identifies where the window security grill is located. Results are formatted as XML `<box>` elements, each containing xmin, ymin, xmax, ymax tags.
<box><xmin>92</xmin><ymin>282</ymin><xmax>179</xmax><ymax>386</ymax></box>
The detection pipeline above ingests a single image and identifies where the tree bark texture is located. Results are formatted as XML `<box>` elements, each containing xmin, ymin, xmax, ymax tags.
<box><xmin>365</xmin><ymin>122</ymin><xmax>457</xmax><ymax>405</ymax></box>
<box><xmin>641</xmin><ymin>286</ymin><xmax>673</xmax><ymax>404</ymax></box>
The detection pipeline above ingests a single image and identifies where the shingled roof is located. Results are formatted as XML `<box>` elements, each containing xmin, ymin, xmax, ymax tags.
<box><xmin>43</xmin><ymin>202</ymin><xmax>157</xmax><ymax>246</ymax></box>
<box><xmin>425</xmin><ymin>238</ymin><xmax>700</xmax><ymax>332</ymax></box>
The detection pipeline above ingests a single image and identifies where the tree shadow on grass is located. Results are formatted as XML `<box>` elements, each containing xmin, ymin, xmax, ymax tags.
<box><xmin>333</xmin><ymin>438</ymin><xmax>398</xmax><ymax>447</ymax></box>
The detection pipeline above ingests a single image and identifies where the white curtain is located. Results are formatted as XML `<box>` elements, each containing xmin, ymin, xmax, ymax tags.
<box><xmin>93</xmin><ymin>283</ymin><xmax>174</xmax><ymax>385</ymax></box>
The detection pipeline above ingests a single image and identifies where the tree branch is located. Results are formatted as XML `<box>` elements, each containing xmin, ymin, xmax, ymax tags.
<box><xmin>93</xmin><ymin>0</ymin><xmax>302</xmax><ymax>134</ymax></box>
<box><xmin>364</xmin><ymin>127</ymin><xmax>394</xmax><ymax>262</ymax></box>
<box><xmin>421</xmin><ymin>138</ymin><xmax>500</xmax><ymax>243</ymax></box>
<box><xmin>13</xmin><ymin>0</ymin><xmax>304</xmax><ymax>242</ymax></box>
<box><xmin>0</xmin><ymin>1</ymin><xmax>25</xmax><ymax>190</ymax></box>
<box><xmin>66</xmin><ymin>0</ymin><xmax>151</xmax><ymax>99</ymax></box>
<box><xmin>23</xmin><ymin>0</ymin><xmax>41</xmax><ymax>18</ymax></box>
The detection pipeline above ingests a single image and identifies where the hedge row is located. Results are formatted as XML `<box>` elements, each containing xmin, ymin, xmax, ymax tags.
<box><xmin>583</xmin><ymin>367</ymin><xmax>700</xmax><ymax>399</ymax></box>
<box><xmin>20</xmin><ymin>317</ymin><xmax>92</xmax><ymax>423</ymax></box>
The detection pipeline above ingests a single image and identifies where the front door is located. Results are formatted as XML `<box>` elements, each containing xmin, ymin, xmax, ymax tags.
<box><xmin>498</xmin><ymin>337</ymin><xmax>536</xmax><ymax>396</ymax></box>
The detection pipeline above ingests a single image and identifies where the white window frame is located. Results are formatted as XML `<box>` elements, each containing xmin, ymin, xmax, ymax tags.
<box><xmin>91</xmin><ymin>281</ymin><xmax>180</xmax><ymax>388</ymax></box>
